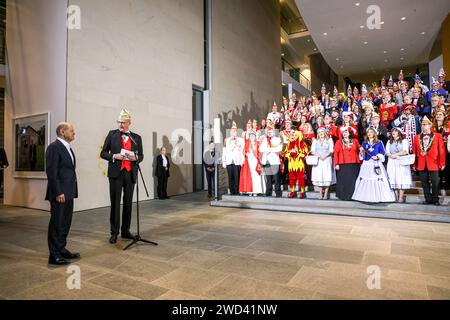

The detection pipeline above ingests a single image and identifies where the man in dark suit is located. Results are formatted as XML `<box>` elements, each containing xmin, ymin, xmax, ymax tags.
<box><xmin>370</xmin><ymin>112</ymin><xmax>389</xmax><ymax>145</ymax></box>
<box><xmin>203</xmin><ymin>142</ymin><xmax>220</xmax><ymax>199</ymax></box>
<box><xmin>45</xmin><ymin>122</ymin><xmax>79</xmax><ymax>266</ymax></box>
<box><xmin>101</xmin><ymin>109</ymin><xmax>143</xmax><ymax>244</ymax></box>
<box><xmin>0</xmin><ymin>147</ymin><xmax>9</xmax><ymax>190</ymax></box>
<box><xmin>155</xmin><ymin>147</ymin><xmax>170</xmax><ymax>199</ymax></box>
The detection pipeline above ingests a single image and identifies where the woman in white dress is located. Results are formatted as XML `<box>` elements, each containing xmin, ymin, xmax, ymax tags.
<box><xmin>386</xmin><ymin>127</ymin><xmax>412</xmax><ymax>202</ymax></box>
<box><xmin>311</xmin><ymin>128</ymin><xmax>336</xmax><ymax>200</ymax></box>
<box><xmin>352</xmin><ymin>128</ymin><xmax>396</xmax><ymax>203</ymax></box>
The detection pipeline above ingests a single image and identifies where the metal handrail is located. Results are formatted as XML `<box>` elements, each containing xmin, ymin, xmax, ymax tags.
<box><xmin>281</xmin><ymin>58</ymin><xmax>310</xmax><ymax>90</ymax></box>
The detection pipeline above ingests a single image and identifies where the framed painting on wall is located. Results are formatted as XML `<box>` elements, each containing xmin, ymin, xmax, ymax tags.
<box><xmin>13</xmin><ymin>113</ymin><xmax>50</xmax><ymax>179</ymax></box>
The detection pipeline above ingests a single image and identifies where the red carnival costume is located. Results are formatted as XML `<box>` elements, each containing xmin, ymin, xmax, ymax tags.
<box><xmin>378</xmin><ymin>101</ymin><xmax>398</xmax><ymax>127</ymax></box>
<box><xmin>284</xmin><ymin>131</ymin><xmax>309</xmax><ymax>198</ymax></box>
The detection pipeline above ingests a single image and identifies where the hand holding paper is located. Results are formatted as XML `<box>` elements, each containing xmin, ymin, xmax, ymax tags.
<box><xmin>120</xmin><ymin>149</ymin><xmax>137</xmax><ymax>161</ymax></box>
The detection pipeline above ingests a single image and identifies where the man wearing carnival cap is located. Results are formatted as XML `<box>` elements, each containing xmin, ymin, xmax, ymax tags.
<box><xmin>222</xmin><ymin>121</ymin><xmax>244</xmax><ymax>195</ymax></box>
<box><xmin>426</xmin><ymin>77</ymin><xmax>447</xmax><ymax>105</ymax></box>
<box><xmin>438</xmin><ymin>67</ymin><xmax>448</xmax><ymax>91</ymax></box>
<box><xmin>370</xmin><ymin>112</ymin><xmax>388</xmax><ymax>145</ymax></box>
<box><xmin>410</xmin><ymin>87</ymin><xmax>428</xmax><ymax>118</ymax></box>
<box><xmin>101</xmin><ymin>109</ymin><xmax>143</xmax><ymax>244</ymax></box>
<box><xmin>260</xmin><ymin>126</ymin><xmax>283</xmax><ymax>197</ymax></box>
<box><xmin>359</xmin><ymin>84</ymin><xmax>371</xmax><ymax>105</ymax></box>
<box><xmin>413</xmin><ymin>116</ymin><xmax>446</xmax><ymax>205</ymax></box>
<box><xmin>358</xmin><ymin>101</ymin><xmax>374</xmax><ymax>139</ymax></box>
<box><xmin>387</xmin><ymin>75</ymin><xmax>394</xmax><ymax>91</ymax></box>
<box><xmin>409</xmin><ymin>74</ymin><xmax>429</xmax><ymax>95</ymax></box>
<box><xmin>267</xmin><ymin>102</ymin><xmax>282</xmax><ymax>129</ymax></box>
<box><xmin>393</xmin><ymin>95</ymin><xmax>420</xmax><ymax>153</ymax></box>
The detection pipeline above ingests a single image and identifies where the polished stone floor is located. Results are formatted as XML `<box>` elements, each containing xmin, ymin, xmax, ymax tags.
<box><xmin>0</xmin><ymin>192</ymin><xmax>450</xmax><ymax>300</ymax></box>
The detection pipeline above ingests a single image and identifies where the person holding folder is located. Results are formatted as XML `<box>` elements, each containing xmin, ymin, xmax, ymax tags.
<box><xmin>101</xmin><ymin>109</ymin><xmax>143</xmax><ymax>244</ymax></box>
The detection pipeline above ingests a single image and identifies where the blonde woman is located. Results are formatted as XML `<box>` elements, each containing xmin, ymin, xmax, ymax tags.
<box><xmin>310</xmin><ymin>128</ymin><xmax>336</xmax><ymax>199</ymax></box>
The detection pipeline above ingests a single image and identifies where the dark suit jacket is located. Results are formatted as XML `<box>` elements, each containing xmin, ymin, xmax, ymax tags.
<box><xmin>100</xmin><ymin>130</ymin><xmax>143</xmax><ymax>183</ymax></box>
<box><xmin>45</xmin><ymin>140</ymin><xmax>78</xmax><ymax>202</ymax></box>
<box><xmin>413</xmin><ymin>96</ymin><xmax>428</xmax><ymax>117</ymax></box>
<box><xmin>372</xmin><ymin>125</ymin><xmax>389</xmax><ymax>145</ymax></box>
<box><xmin>0</xmin><ymin>147</ymin><xmax>8</xmax><ymax>167</ymax></box>
<box><xmin>155</xmin><ymin>154</ymin><xmax>170</xmax><ymax>177</ymax></box>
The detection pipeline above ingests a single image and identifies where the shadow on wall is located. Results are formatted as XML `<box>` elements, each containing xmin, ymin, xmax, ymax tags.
<box><xmin>217</xmin><ymin>92</ymin><xmax>272</xmax><ymax>139</ymax></box>
<box><xmin>215</xmin><ymin>91</ymin><xmax>275</xmax><ymax>192</ymax></box>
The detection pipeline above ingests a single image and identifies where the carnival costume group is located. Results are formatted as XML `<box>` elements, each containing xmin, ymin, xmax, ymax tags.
<box><xmin>222</xmin><ymin>68</ymin><xmax>449</xmax><ymax>204</ymax></box>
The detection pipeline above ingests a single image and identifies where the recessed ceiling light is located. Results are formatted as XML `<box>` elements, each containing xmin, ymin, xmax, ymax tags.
<box><xmin>401</xmin><ymin>17</ymin><xmax>406</xmax><ymax>21</ymax></box>
<box><xmin>400</xmin><ymin>57</ymin><xmax>404</xmax><ymax>60</ymax></box>
<box><xmin>384</xmin><ymin>59</ymin><xmax>388</xmax><ymax>62</ymax></box>
<box><xmin>307</xmin><ymin>39</ymin><xmax>310</xmax><ymax>42</ymax></box>
<box><xmin>323</xmin><ymin>32</ymin><xmax>328</xmax><ymax>36</ymax></box>
<box><xmin>360</xmin><ymin>25</ymin><xmax>364</xmax><ymax>29</ymax></box>
<box><xmin>383</xmin><ymin>51</ymin><xmax>388</xmax><ymax>54</ymax></box>
<box><xmin>336</xmin><ymin>58</ymin><xmax>340</xmax><ymax>61</ymax></box>
<box><xmin>313</xmin><ymin>48</ymin><xmax>317</xmax><ymax>51</ymax></box>
<box><xmin>421</xmin><ymin>31</ymin><xmax>426</xmax><ymax>35</ymax></box>
<box><xmin>380</xmin><ymin>21</ymin><xmax>385</xmax><ymax>25</ymax></box>
<box><xmin>364</xmin><ymin>41</ymin><xmax>368</xmax><ymax>45</ymax></box>
<box><xmin>355</xmin><ymin>2</ymin><xmax>360</xmax><ymax>6</ymax></box>
<box><xmin>400</xmin><ymin>48</ymin><xmax>404</xmax><ymax>51</ymax></box>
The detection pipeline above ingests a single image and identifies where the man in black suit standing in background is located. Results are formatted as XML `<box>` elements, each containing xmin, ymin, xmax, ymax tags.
<box><xmin>155</xmin><ymin>147</ymin><xmax>170</xmax><ymax>199</ymax></box>
<box><xmin>203</xmin><ymin>141</ymin><xmax>220</xmax><ymax>199</ymax></box>
<box><xmin>46</xmin><ymin>122</ymin><xmax>79</xmax><ymax>266</ymax></box>
<box><xmin>101</xmin><ymin>109</ymin><xmax>143</xmax><ymax>244</ymax></box>
<box><xmin>0</xmin><ymin>147</ymin><xmax>9</xmax><ymax>190</ymax></box>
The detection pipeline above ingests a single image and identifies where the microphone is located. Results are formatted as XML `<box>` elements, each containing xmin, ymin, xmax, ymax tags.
<box><xmin>128</xmin><ymin>133</ymin><xmax>139</xmax><ymax>161</ymax></box>
<box><xmin>128</xmin><ymin>134</ymin><xmax>137</xmax><ymax>146</ymax></box>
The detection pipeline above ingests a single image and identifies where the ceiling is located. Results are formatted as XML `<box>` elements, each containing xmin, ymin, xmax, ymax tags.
<box><xmin>295</xmin><ymin>0</ymin><xmax>450</xmax><ymax>76</ymax></box>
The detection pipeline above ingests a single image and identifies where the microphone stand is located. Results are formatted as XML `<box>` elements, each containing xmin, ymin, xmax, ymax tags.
<box><xmin>124</xmin><ymin>134</ymin><xmax>158</xmax><ymax>250</ymax></box>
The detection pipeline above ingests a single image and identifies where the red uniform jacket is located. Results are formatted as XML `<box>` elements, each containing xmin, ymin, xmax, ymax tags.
<box><xmin>413</xmin><ymin>133</ymin><xmax>446</xmax><ymax>171</ymax></box>
<box><xmin>334</xmin><ymin>139</ymin><xmax>362</xmax><ymax>165</ymax></box>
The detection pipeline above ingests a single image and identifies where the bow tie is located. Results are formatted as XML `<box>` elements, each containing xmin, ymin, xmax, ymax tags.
<box><xmin>423</xmin><ymin>133</ymin><xmax>430</xmax><ymax>137</ymax></box>
<box><xmin>121</xmin><ymin>132</ymin><xmax>130</xmax><ymax>136</ymax></box>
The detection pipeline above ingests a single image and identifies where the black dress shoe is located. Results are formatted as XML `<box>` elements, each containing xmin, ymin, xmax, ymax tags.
<box><xmin>121</xmin><ymin>231</ymin><xmax>135</xmax><ymax>240</ymax></box>
<box><xmin>60</xmin><ymin>250</ymin><xmax>80</xmax><ymax>260</ymax></box>
<box><xmin>48</xmin><ymin>256</ymin><xmax>70</xmax><ymax>266</ymax></box>
<box><xmin>109</xmin><ymin>235</ymin><xmax>118</xmax><ymax>244</ymax></box>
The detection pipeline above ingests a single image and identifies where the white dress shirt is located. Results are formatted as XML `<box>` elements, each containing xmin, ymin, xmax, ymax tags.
<box><xmin>161</xmin><ymin>154</ymin><xmax>168</xmax><ymax>168</ymax></box>
<box><xmin>57</xmin><ymin>137</ymin><xmax>74</xmax><ymax>164</ymax></box>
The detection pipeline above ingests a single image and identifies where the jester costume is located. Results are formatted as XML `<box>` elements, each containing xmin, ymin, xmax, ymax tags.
<box><xmin>284</xmin><ymin>131</ymin><xmax>308</xmax><ymax>199</ymax></box>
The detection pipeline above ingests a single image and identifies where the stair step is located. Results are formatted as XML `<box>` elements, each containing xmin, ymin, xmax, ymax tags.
<box><xmin>213</xmin><ymin>196</ymin><xmax>450</xmax><ymax>223</ymax></box>
<box><xmin>235</xmin><ymin>192</ymin><xmax>450</xmax><ymax>205</ymax></box>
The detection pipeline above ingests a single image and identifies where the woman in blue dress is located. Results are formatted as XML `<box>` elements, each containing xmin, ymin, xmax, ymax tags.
<box><xmin>352</xmin><ymin>128</ymin><xmax>396</xmax><ymax>203</ymax></box>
